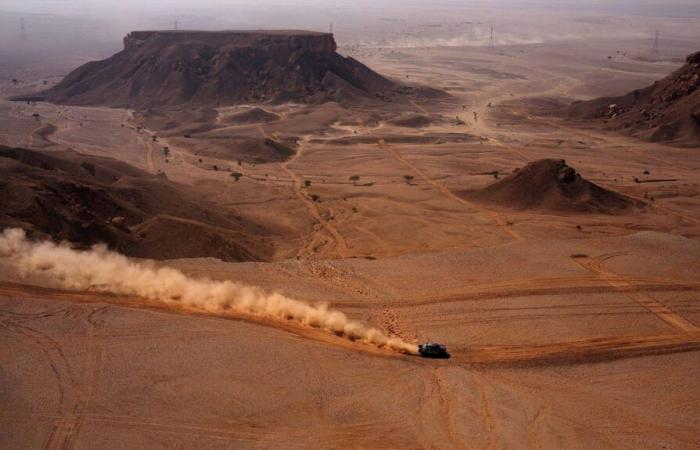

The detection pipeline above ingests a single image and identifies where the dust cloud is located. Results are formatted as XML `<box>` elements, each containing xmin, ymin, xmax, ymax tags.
<box><xmin>0</xmin><ymin>228</ymin><xmax>418</xmax><ymax>354</ymax></box>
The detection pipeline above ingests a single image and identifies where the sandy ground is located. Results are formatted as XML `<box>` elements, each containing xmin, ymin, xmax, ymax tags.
<box><xmin>2</xmin><ymin>35</ymin><xmax>700</xmax><ymax>448</ymax></box>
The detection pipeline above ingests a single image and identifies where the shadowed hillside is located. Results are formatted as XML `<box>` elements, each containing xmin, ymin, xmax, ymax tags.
<box><xmin>566</xmin><ymin>51</ymin><xmax>700</xmax><ymax>147</ymax></box>
<box><xmin>0</xmin><ymin>145</ymin><xmax>272</xmax><ymax>261</ymax></box>
<box><xmin>462</xmin><ymin>159</ymin><xmax>644</xmax><ymax>213</ymax></box>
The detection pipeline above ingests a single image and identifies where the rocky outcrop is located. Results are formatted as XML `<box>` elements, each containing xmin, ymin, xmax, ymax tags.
<box><xmin>566</xmin><ymin>51</ymin><xmax>700</xmax><ymax>147</ymax></box>
<box><xmin>461</xmin><ymin>159</ymin><xmax>644</xmax><ymax>214</ymax></box>
<box><xmin>29</xmin><ymin>30</ymin><xmax>399</xmax><ymax>109</ymax></box>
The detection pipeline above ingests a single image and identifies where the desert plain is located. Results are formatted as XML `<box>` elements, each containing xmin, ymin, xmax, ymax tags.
<box><xmin>1</xmin><ymin>3</ymin><xmax>700</xmax><ymax>449</ymax></box>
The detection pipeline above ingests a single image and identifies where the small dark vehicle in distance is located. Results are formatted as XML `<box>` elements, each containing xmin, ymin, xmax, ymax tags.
<box><xmin>418</xmin><ymin>343</ymin><xmax>450</xmax><ymax>359</ymax></box>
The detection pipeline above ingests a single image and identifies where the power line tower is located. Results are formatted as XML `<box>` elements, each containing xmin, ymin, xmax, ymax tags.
<box><xmin>652</xmin><ymin>30</ymin><xmax>659</xmax><ymax>55</ymax></box>
<box><xmin>488</xmin><ymin>25</ymin><xmax>494</xmax><ymax>51</ymax></box>
<box><xmin>20</xmin><ymin>17</ymin><xmax>28</xmax><ymax>41</ymax></box>
<box><xmin>330</xmin><ymin>22</ymin><xmax>333</xmax><ymax>34</ymax></box>
<box><xmin>174</xmin><ymin>20</ymin><xmax>179</xmax><ymax>30</ymax></box>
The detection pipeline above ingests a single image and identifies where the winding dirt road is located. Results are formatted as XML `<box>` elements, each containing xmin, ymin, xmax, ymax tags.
<box><xmin>257</xmin><ymin>124</ymin><xmax>350</xmax><ymax>258</ymax></box>
<box><xmin>377</xmin><ymin>138</ymin><xmax>522</xmax><ymax>241</ymax></box>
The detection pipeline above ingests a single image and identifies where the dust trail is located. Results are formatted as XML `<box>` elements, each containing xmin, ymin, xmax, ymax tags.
<box><xmin>0</xmin><ymin>228</ymin><xmax>418</xmax><ymax>354</ymax></box>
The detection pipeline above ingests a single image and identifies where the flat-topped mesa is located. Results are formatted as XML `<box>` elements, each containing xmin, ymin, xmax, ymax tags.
<box><xmin>123</xmin><ymin>30</ymin><xmax>337</xmax><ymax>54</ymax></box>
<box><xmin>29</xmin><ymin>29</ymin><xmax>399</xmax><ymax>108</ymax></box>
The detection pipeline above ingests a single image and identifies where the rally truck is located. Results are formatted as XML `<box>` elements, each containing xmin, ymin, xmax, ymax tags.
<box><xmin>418</xmin><ymin>343</ymin><xmax>450</xmax><ymax>359</ymax></box>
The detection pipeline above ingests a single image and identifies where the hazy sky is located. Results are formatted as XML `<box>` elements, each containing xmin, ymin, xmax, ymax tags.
<box><xmin>4</xmin><ymin>1</ymin><xmax>700</xmax><ymax>31</ymax></box>
<box><xmin>4</xmin><ymin>0</ymin><xmax>700</xmax><ymax>14</ymax></box>
<box><xmin>2</xmin><ymin>0</ymin><xmax>699</xmax><ymax>80</ymax></box>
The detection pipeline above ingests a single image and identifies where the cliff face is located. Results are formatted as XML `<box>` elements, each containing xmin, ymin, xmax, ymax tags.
<box><xmin>35</xmin><ymin>30</ymin><xmax>396</xmax><ymax>108</ymax></box>
<box><xmin>123</xmin><ymin>30</ymin><xmax>337</xmax><ymax>54</ymax></box>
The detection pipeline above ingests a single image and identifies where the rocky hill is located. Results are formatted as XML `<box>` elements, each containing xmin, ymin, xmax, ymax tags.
<box><xmin>462</xmin><ymin>159</ymin><xmax>644</xmax><ymax>214</ymax></box>
<box><xmin>566</xmin><ymin>51</ymin><xmax>700</xmax><ymax>147</ymax></box>
<box><xmin>24</xmin><ymin>30</ymin><xmax>402</xmax><ymax>108</ymax></box>
<box><xmin>0</xmin><ymin>145</ymin><xmax>271</xmax><ymax>261</ymax></box>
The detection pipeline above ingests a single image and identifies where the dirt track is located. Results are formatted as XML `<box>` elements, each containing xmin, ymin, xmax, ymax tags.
<box><xmin>4</xmin><ymin>281</ymin><xmax>698</xmax><ymax>368</ymax></box>
<box><xmin>2</xmin><ymin>231</ymin><xmax>700</xmax><ymax>449</ymax></box>
<box><xmin>377</xmin><ymin>138</ymin><xmax>522</xmax><ymax>241</ymax></box>
<box><xmin>279</xmin><ymin>137</ymin><xmax>350</xmax><ymax>258</ymax></box>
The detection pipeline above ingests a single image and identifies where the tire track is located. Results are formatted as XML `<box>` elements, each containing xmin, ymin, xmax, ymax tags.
<box><xmin>471</xmin><ymin>372</ymin><xmax>498</xmax><ymax>449</ymax></box>
<box><xmin>0</xmin><ymin>411</ymin><xmax>294</xmax><ymax>442</ymax></box>
<box><xmin>3</xmin><ymin>320</ymin><xmax>79</xmax><ymax>450</ymax></box>
<box><xmin>377</xmin><ymin>138</ymin><xmax>522</xmax><ymax>241</ymax></box>
<box><xmin>340</xmin><ymin>276</ymin><xmax>700</xmax><ymax>308</ymax></box>
<box><xmin>0</xmin><ymin>282</ymin><xmax>408</xmax><ymax>361</ymax></box>
<box><xmin>410</xmin><ymin>99</ymin><xmax>429</xmax><ymax>114</ymax></box>
<box><xmin>3</xmin><ymin>283</ymin><xmax>699</xmax><ymax>368</ymax></box>
<box><xmin>572</xmin><ymin>254</ymin><xmax>699</xmax><ymax>333</ymax></box>
<box><xmin>145</xmin><ymin>139</ymin><xmax>156</xmax><ymax>173</ymax></box>
<box><xmin>6</xmin><ymin>102</ymin><xmax>45</xmax><ymax>149</ymax></box>
<box><xmin>453</xmin><ymin>332</ymin><xmax>700</xmax><ymax>366</ymax></box>
<box><xmin>61</xmin><ymin>307</ymin><xmax>107</xmax><ymax>450</ymax></box>
<box><xmin>263</xmin><ymin>124</ymin><xmax>348</xmax><ymax>258</ymax></box>
<box><xmin>1</xmin><ymin>303</ymin><xmax>110</xmax><ymax>450</ymax></box>
<box><xmin>433</xmin><ymin>367</ymin><xmax>461</xmax><ymax>447</ymax></box>
<box><xmin>124</xmin><ymin>111</ymin><xmax>158</xmax><ymax>173</ymax></box>
<box><xmin>416</xmin><ymin>366</ymin><xmax>461</xmax><ymax>448</ymax></box>
<box><xmin>592</xmin><ymin>177</ymin><xmax>700</xmax><ymax>227</ymax></box>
